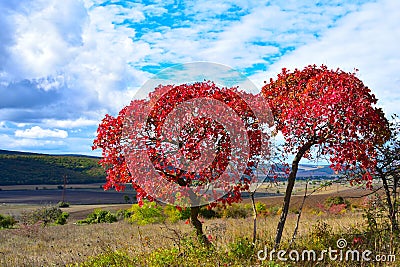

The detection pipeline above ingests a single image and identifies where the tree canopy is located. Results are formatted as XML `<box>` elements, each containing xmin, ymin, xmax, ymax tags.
<box><xmin>262</xmin><ymin>64</ymin><xmax>390</xmax><ymax>246</ymax></box>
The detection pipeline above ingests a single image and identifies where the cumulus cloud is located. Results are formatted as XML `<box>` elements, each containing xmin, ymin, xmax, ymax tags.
<box><xmin>42</xmin><ymin>118</ymin><xmax>99</xmax><ymax>128</ymax></box>
<box><xmin>253</xmin><ymin>0</ymin><xmax>400</xmax><ymax>116</ymax></box>
<box><xmin>15</xmin><ymin>126</ymin><xmax>68</xmax><ymax>139</ymax></box>
<box><xmin>0</xmin><ymin>134</ymin><xmax>67</xmax><ymax>153</ymax></box>
<box><xmin>3</xmin><ymin>0</ymin><xmax>88</xmax><ymax>80</ymax></box>
<box><xmin>130</xmin><ymin>0</ymin><xmax>369</xmax><ymax>72</ymax></box>
<box><xmin>0</xmin><ymin>0</ymin><xmax>397</xmax><ymax>154</ymax></box>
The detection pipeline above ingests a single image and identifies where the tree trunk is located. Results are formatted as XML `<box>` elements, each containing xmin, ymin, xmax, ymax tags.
<box><xmin>380</xmin><ymin>170</ymin><xmax>399</xmax><ymax>233</ymax></box>
<box><xmin>190</xmin><ymin>206</ymin><xmax>211</xmax><ymax>246</ymax></box>
<box><xmin>274</xmin><ymin>141</ymin><xmax>314</xmax><ymax>249</ymax></box>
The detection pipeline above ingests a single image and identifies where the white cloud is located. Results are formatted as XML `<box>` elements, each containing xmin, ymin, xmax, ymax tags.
<box><xmin>16</xmin><ymin>123</ymin><xmax>29</xmax><ymax>128</ymax></box>
<box><xmin>43</xmin><ymin>118</ymin><xmax>99</xmax><ymax>128</ymax></box>
<box><xmin>15</xmin><ymin>126</ymin><xmax>68</xmax><ymax>139</ymax></box>
<box><xmin>257</xmin><ymin>0</ymin><xmax>400</xmax><ymax>116</ymax></box>
<box><xmin>129</xmin><ymin>0</ymin><xmax>371</xmax><ymax>76</ymax></box>
<box><xmin>0</xmin><ymin>0</ymin><xmax>149</xmax><ymax>122</ymax></box>
<box><xmin>5</xmin><ymin>0</ymin><xmax>88</xmax><ymax>80</ymax></box>
<box><xmin>2</xmin><ymin>0</ymin><xmax>397</xmax><ymax>155</ymax></box>
<box><xmin>0</xmin><ymin>134</ymin><xmax>66</xmax><ymax>150</ymax></box>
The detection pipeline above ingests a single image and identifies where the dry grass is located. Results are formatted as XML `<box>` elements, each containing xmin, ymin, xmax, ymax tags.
<box><xmin>0</xmin><ymin>221</ymin><xmax>183</xmax><ymax>266</ymax></box>
<box><xmin>0</xmin><ymin>184</ymin><xmax>396</xmax><ymax>266</ymax></box>
<box><xmin>0</xmin><ymin>210</ymin><xmax>367</xmax><ymax>266</ymax></box>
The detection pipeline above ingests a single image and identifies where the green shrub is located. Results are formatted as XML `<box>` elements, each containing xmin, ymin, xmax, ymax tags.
<box><xmin>146</xmin><ymin>235</ymin><xmax>214</xmax><ymax>266</ymax></box>
<box><xmin>163</xmin><ymin>205</ymin><xmax>190</xmax><ymax>223</ymax></box>
<box><xmin>76</xmin><ymin>250</ymin><xmax>136</xmax><ymax>267</ymax></box>
<box><xmin>77</xmin><ymin>209</ymin><xmax>117</xmax><ymax>224</ymax></box>
<box><xmin>115</xmin><ymin>209</ymin><xmax>132</xmax><ymax>221</ymax></box>
<box><xmin>163</xmin><ymin>205</ymin><xmax>216</xmax><ymax>222</ymax></box>
<box><xmin>0</xmin><ymin>214</ymin><xmax>16</xmax><ymax>229</ymax></box>
<box><xmin>265</xmin><ymin>205</ymin><xmax>281</xmax><ymax>216</ymax></box>
<box><xmin>199</xmin><ymin>207</ymin><xmax>218</xmax><ymax>219</ymax></box>
<box><xmin>308</xmin><ymin>220</ymin><xmax>337</xmax><ymax>250</ymax></box>
<box><xmin>147</xmin><ymin>247</ymin><xmax>180</xmax><ymax>266</ymax></box>
<box><xmin>20</xmin><ymin>206</ymin><xmax>67</xmax><ymax>226</ymax></box>
<box><xmin>255</xmin><ymin>202</ymin><xmax>267</xmax><ymax>214</ymax></box>
<box><xmin>57</xmin><ymin>201</ymin><xmax>70</xmax><ymax>208</ymax></box>
<box><xmin>128</xmin><ymin>201</ymin><xmax>165</xmax><ymax>225</ymax></box>
<box><xmin>228</xmin><ymin>237</ymin><xmax>254</xmax><ymax>260</ymax></box>
<box><xmin>55</xmin><ymin>212</ymin><xmax>69</xmax><ymax>225</ymax></box>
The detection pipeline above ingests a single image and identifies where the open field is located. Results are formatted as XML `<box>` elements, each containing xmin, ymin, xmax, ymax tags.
<box><xmin>0</xmin><ymin>183</ymin><xmax>137</xmax><ymax>206</ymax></box>
<box><xmin>0</xmin><ymin>189</ymin><xmax>135</xmax><ymax>205</ymax></box>
<box><xmin>0</xmin><ymin>179</ymin><xmax>367</xmax><ymax>204</ymax></box>
<box><xmin>0</xmin><ymin>212</ymin><xmax>370</xmax><ymax>266</ymax></box>
<box><xmin>1</xmin><ymin>182</ymin><xmax>396</xmax><ymax>266</ymax></box>
<box><xmin>0</xmin><ymin>183</ymin><xmax>369</xmax><ymax>220</ymax></box>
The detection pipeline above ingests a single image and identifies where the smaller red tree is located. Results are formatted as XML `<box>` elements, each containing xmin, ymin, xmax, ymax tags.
<box><xmin>93</xmin><ymin>81</ymin><xmax>271</xmax><ymax>243</ymax></box>
<box><xmin>262</xmin><ymin>65</ymin><xmax>390</xmax><ymax>247</ymax></box>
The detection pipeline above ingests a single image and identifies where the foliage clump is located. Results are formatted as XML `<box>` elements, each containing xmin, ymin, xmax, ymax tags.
<box><xmin>77</xmin><ymin>209</ymin><xmax>117</xmax><ymax>224</ymax></box>
<box><xmin>314</xmin><ymin>196</ymin><xmax>351</xmax><ymax>215</ymax></box>
<box><xmin>0</xmin><ymin>214</ymin><xmax>16</xmax><ymax>229</ymax></box>
<box><xmin>127</xmin><ymin>201</ymin><xmax>165</xmax><ymax>225</ymax></box>
<box><xmin>20</xmin><ymin>206</ymin><xmax>69</xmax><ymax>226</ymax></box>
<box><xmin>57</xmin><ymin>201</ymin><xmax>70</xmax><ymax>208</ymax></box>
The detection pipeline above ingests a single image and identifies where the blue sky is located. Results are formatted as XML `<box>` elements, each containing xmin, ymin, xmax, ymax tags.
<box><xmin>0</xmin><ymin>0</ymin><xmax>399</xmax><ymax>156</ymax></box>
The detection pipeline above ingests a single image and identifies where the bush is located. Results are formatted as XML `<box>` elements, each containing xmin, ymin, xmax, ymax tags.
<box><xmin>20</xmin><ymin>206</ymin><xmax>68</xmax><ymax>226</ymax></box>
<box><xmin>0</xmin><ymin>214</ymin><xmax>16</xmax><ymax>229</ymax></box>
<box><xmin>116</xmin><ymin>209</ymin><xmax>132</xmax><ymax>221</ymax></box>
<box><xmin>163</xmin><ymin>205</ymin><xmax>190</xmax><ymax>223</ymax></box>
<box><xmin>77</xmin><ymin>250</ymin><xmax>136</xmax><ymax>267</ymax></box>
<box><xmin>77</xmin><ymin>209</ymin><xmax>117</xmax><ymax>224</ymax></box>
<box><xmin>314</xmin><ymin>196</ymin><xmax>350</xmax><ymax>215</ymax></box>
<box><xmin>199</xmin><ymin>207</ymin><xmax>219</xmax><ymax>219</ymax></box>
<box><xmin>128</xmin><ymin>201</ymin><xmax>165</xmax><ymax>225</ymax></box>
<box><xmin>255</xmin><ymin>202</ymin><xmax>267</xmax><ymax>213</ymax></box>
<box><xmin>228</xmin><ymin>237</ymin><xmax>254</xmax><ymax>260</ymax></box>
<box><xmin>308</xmin><ymin>220</ymin><xmax>337</xmax><ymax>250</ymax></box>
<box><xmin>55</xmin><ymin>212</ymin><xmax>69</xmax><ymax>225</ymax></box>
<box><xmin>57</xmin><ymin>201</ymin><xmax>70</xmax><ymax>208</ymax></box>
<box><xmin>324</xmin><ymin>196</ymin><xmax>349</xmax><ymax>208</ymax></box>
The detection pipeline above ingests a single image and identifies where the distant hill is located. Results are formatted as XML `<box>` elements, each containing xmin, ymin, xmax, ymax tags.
<box><xmin>256</xmin><ymin>163</ymin><xmax>336</xmax><ymax>181</ymax></box>
<box><xmin>296</xmin><ymin>164</ymin><xmax>335</xmax><ymax>177</ymax></box>
<box><xmin>0</xmin><ymin>149</ymin><xmax>336</xmax><ymax>186</ymax></box>
<box><xmin>0</xmin><ymin>149</ymin><xmax>105</xmax><ymax>186</ymax></box>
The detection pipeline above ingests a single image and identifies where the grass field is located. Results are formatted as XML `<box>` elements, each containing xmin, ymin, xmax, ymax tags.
<box><xmin>0</xmin><ymin>212</ymin><xmax>368</xmax><ymax>266</ymax></box>
<box><xmin>0</xmin><ymin>183</ymin><xmax>398</xmax><ymax>266</ymax></box>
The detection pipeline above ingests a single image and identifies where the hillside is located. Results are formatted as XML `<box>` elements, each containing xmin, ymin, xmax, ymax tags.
<box><xmin>296</xmin><ymin>164</ymin><xmax>335</xmax><ymax>177</ymax></box>
<box><xmin>0</xmin><ymin>149</ymin><xmax>336</xmax><ymax>186</ymax></box>
<box><xmin>0</xmin><ymin>150</ymin><xmax>105</xmax><ymax>186</ymax></box>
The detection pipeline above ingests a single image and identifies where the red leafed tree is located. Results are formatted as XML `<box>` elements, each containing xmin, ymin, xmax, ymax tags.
<box><xmin>93</xmin><ymin>81</ymin><xmax>271</xmax><ymax>243</ymax></box>
<box><xmin>261</xmin><ymin>65</ymin><xmax>390</xmax><ymax>247</ymax></box>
